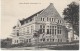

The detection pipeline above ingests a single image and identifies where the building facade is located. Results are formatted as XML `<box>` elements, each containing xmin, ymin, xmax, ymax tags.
<box><xmin>12</xmin><ymin>3</ymin><xmax>68</xmax><ymax>45</ymax></box>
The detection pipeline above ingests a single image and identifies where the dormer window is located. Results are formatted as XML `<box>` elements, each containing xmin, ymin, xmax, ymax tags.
<box><xmin>26</xmin><ymin>21</ymin><xmax>28</xmax><ymax>23</ymax></box>
<box><xmin>30</xmin><ymin>18</ymin><xmax>32</xmax><ymax>21</ymax></box>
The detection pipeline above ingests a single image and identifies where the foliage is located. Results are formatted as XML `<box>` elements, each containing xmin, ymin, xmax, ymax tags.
<box><xmin>1</xmin><ymin>38</ymin><xmax>12</xmax><ymax>48</ymax></box>
<box><xmin>63</xmin><ymin>2</ymin><xmax>79</xmax><ymax>36</ymax></box>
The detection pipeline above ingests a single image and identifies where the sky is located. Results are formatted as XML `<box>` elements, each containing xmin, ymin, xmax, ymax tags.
<box><xmin>1</xmin><ymin>0</ymin><xmax>78</xmax><ymax>39</ymax></box>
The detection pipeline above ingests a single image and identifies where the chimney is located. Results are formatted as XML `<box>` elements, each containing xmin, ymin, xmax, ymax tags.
<box><xmin>50</xmin><ymin>3</ymin><xmax>53</xmax><ymax>6</ymax></box>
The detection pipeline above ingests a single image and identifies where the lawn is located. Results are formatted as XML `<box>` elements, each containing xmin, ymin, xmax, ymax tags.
<box><xmin>48</xmin><ymin>44</ymin><xmax>79</xmax><ymax>50</ymax></box>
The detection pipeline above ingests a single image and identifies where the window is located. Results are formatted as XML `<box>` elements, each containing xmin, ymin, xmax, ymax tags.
<box><xmin>43</xmin><ymin>18</ymin><xmax>44</xmax><ymax>21</ymax></box>
<box><xmin>50</xmin><ymin>29</ymin><xmax>51</xmax><ymax>34</ymax></box>
<box><xmin>15</xmin><ymin>40</ymin><xmax>16</xmax><ymax>43</ymax></box>
<box><xmin>50</xmin><ymin>18</ymin><xmax>51</xmax><ymax>21</ymax></box>
<box><xmin>60</xmin><ymin>20</ymin><xmax>61</xmax><ymax>23</ymax></box>
<box><xmin>41</xmin><ymin>18</ymin><xmax>42</xmax><ymax>21</ymax></box>
<box><xmin>40</xmin><ymin>29</ymin><xmax>42</xmax><ymax>34</ymax></box>
<box><xmin>58</xmin><ymin>20</ymin><xmax>59</xmax><ymax>23</ymax></box>
<box><xmin>58</xmin><ymin>39</ymin><xmax>59</xmax><ymax>42</ymax></box>
<box><xmin>43</xmin><ymin>38</ymin><xmax>45</xmax><ymax>41</ymax></box>
<box><xmin>43</xmin><ymin>26</ymin><xmax>45</xmax><ymax>28</ymax></box>
<box><xmin>26</xmin><ymin>39</ymin><xmax>28</xmax><ymax>42</ymax></box>
<box><xmin>30</xmin><ymin>18</ymin><xmax>32</xmax><ymax>21</ymax></box>
<box><xmin>60</xmin><ymin>39</ymin><xmax>62</xmax><ymax>42</ymax></box>
<box><xmin>26</xmin><ymin>21</ymin><xmax>28</xmax><ymax>23</ymax></box>
<box><xmin>29</xmin><ymin>39</ymin><xmax>31</xmax><ymax>42</ymax></box>
<box><xmin>57</xmin><ymin>27</ymin><xmax>59</xmax><ymax>34</ymax></box>
<box><xmin>17</xmin><ymin>40</ymin><xmax>18</xmax><ymax>43</ymax></box>
<box><xmin>47</xmin><ymin>39</ymin><xmax>48</xmax><ymax>41</ymax></box>
<box><xmin>40</xmin><ymin>25</ymin><xmax>45</xmax><ymax>28</ymax></box>
<box><xmin>55</xmin><ymin>29</ymin><xmax>56</xmax><ymax>35</ymax></box>
<box><xmin>47</xmin><ymin>29</ymin><xmax>49</xmax><ymax>34</ymax></box>
<box><xmin>50</xmin><ymin>26</ymin><xmax>51</xmax><ymax>28</ymax></box>
<box><xmin>17</xmin><ymin>32</ymin><xmax>19</xmax><ymax>36</ymax></box>
<box><xmin>57</xmin><ymin>26</ymin><xmax>61</xmax><ymax>34</ymax></box>
<box><xmin>58</xmin><ymin>30</ymin><xmax>59</xmax><ymax>34</ymax></box>
<box><xmin>40</xmin><ymin>39</ymin><xmax>42</xmax><ymax>41</ymax></box>
<box><xmin>40</xmin><ymin>25</ymin><xmax>45</xmax><ymax>33</ymax></box>
<box><xmin>52</xmin><ymin>29</ymin><xmax>54</xmax><ymax>34</ymax></box>
<box><xmin>52</xmin><ymin>18</ymin><xmax>53</xmax><ymax>21</ymax></box>
<box><xmin>27</xmin><ymin>27</ymin><xmax>29</xmax><ymax>33</ymax></box>
<box><xmin>47</xmin><ymin>26</ymin><xmax>49</xmax><ymax>28</ymax></box>
<box><xmin>53</xmin><ymin>39</ymin><xmax>54</xmax><ymax>41</ymax></box>
<box><xmin>60</xmin><ymin>30</ymin><xmax>61</xmax><ymax>34</ymax></box>
<box><xmin>40</xmin><ymin>25</ymin><xmax>42</xmax><ymax>28</ymax></box>
<box><xmin>55</xmin><ymin>26</ymin><xmax>56</xmax><ymax>28</ymax></box>
<box><xmin>47</xmin><ymin>17</ymin><xmax>48</xmax><ymax>21</ymax></box>
<box><xmin>43</xmin><ymin>29</ymin><xmax>45</xmax><ymax>33</ymax></box>
<box><xmin>52</xmin><ymin>26</ymin><xmax>54</xmax><ymax>28</ymax></box>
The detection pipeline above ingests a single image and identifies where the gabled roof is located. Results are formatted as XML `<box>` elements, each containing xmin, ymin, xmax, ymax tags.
<box><xmin>39</xmin><ymin>3</ymin><xmax>61</xmax><ymax>18</ymax></box>
<box><xmin>19</xmin><ymin>10</ymin><xmax>43</xmax><ymax>25</ymax></box>
<box><xmin>19</xmin><ymin>3</ymin><xmax>62</xmax><ymax>25</ymax></box>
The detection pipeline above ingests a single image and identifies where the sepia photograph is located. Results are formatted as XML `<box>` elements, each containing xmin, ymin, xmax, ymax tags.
<box><xmin>0</xmin><ymin>0</ymin><xmax>79</xmax><ymax>50</ymax></box>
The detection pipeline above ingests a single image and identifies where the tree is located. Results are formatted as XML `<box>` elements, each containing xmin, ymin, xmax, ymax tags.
<box><xmin>1</xmin><ymin>38</ymin><xmax>12</xmax><ymax>48</ymax></box>
<box><xmin>63</xmin><ymin>2</ymin><xmax>79</xmax><ymax>39</ymax></box>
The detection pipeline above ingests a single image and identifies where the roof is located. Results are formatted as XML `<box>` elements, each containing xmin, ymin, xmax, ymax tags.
<box><xmin>19</xmin><ymin>3</ymin><xmax>62</xmax><ymax>25</ymax></box>
<box><xmin>20</xmin><ymin>10</ymin><xmax>43</xmax><ymax>25</ymax></box>
<box><xmin>39</xmin><ymin>3</ymin><xmax>61</xmax><ymax>18</ymax></box>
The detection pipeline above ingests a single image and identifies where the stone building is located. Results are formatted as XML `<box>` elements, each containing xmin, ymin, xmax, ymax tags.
<box><xmin>11</xmin><ymin>3</ymin><xmax>68</xmax><ymax>45</ymax></box>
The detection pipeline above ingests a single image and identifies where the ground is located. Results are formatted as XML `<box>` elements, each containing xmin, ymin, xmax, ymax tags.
<box><xmin>1</xmin><ymin>43</ymin><xmax>79</xmax><ymax>50</ymax></box>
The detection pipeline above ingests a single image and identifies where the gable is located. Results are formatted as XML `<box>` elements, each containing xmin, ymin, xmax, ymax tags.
<box><xmin>38</xmin><ymin>3</ymin><xmax>61</xmax><ymax>18</ymax></box>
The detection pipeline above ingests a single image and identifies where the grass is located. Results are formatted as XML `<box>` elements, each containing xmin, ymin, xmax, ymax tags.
<box><xmin>48</xmin><ymin>44</ymin><xmax>79</xmax><ymax>50</ymax></box>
